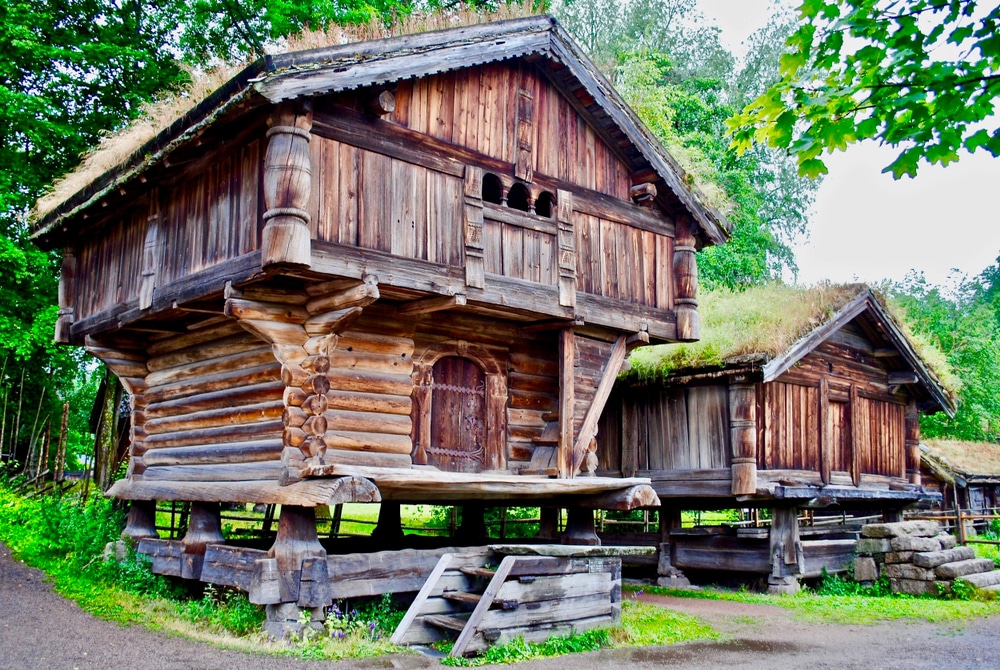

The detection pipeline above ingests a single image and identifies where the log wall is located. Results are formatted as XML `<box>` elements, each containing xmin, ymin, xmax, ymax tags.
<box><xmin>138</xmin><ymin>320</ymin><xmax>284</xmax><ymax>482</ymax></box>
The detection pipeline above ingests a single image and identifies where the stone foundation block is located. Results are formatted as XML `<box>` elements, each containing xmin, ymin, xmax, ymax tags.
<box><xmin>884</xmin><ymin>551</ymin><xmax>914</xmax><ymax>564</ymax></box>
<box><xmin>913</xmin><ymin>546</ymin><xmax>976</xmax><ymax>568</ymax></box>
<box><xmin>862</xmin><ymin>521</ymin><xmax>941</xmax><ymax>539</ymax></box>
<box><xmin>263</xmin><ymin>604</ymin><xmax>325</xmax><ymax>640</ymax></box>
<box><xmin>959</xmin><ymin>570</ymin><xmax>1000</xmax><ymax>589</ymax></box>
<box><xmin>891</xmin><ymin>578</ymin><xmax>940</xmax><ymax>596</ymax></box>
<box><xmin>656</xmin><ymin>574</ymin><xmax>692</xmax><ymax>588</ymax></box>
<box><xmin>936</xmin><ymin>534</ymin><xmax>958</xmax><ymax>550</ymax></box>
<box><xmin>768</xmin><ymin>575</ymin><xmax>800</xmax><ymax>595</ymax></box>
<box><xmin>855</xmin><ymin>538</ymin><xmax>892</xmax><ymax>555</ymax></box>
<box><xmin>890</xmin><ymin>536</ymin><xmax>940</xmax><ymax>552</ymax></box>
<box><xmin>853</xmin><ymin>556</ymin><xmax>879</xmax><ymax>582</ymax></box>
<box><xmin>885</xmin><ymin>563</ymin><xmax>936</xmax><ymax>581</ymax></box>
<box><xmin>935</xmin><ymin>558</ymin><xmax>996</xmax><ymax>580</ymax></box>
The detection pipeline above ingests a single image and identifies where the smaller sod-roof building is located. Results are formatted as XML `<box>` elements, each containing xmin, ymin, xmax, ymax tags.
<box><xmin>595</xmin><ymin>284</ymin><xmax>956</xmax><ymax>589</ymax></box>
<box><xmin>922</xmin><ymin>439</ymin><xmax>1000</xmax><ymax>515</ymax></box>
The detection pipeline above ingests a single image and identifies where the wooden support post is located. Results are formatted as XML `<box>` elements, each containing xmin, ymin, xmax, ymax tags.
<box><xmin>262</xmin><ymin>101</ymin><xmax>313</xmax><ymax>268</ymax></box>
<box><xmin>557</xmin><ymin>328</ymin><xmax>575</xmax><ymax>478</ymax></box>
<box><xmin>538</xmin><ymin>507</ymin><xmax>560</xmax><ymax>540</ymax></box>
<box><xmin>672</xmin><ymin>215</ymin><xmax>699</xmax><ymax>341</ymax></box>
<box><xmin>656</xmin><ymin>504</ymin><xmax>689</xmax><ymax>587</ymax></box>
<box><xmin>573</xmin><ymin>335</ymin><xmax>627</xmax><ymax>475</ymax></box>
<box><xmin>819</xmin><ymin>376</ymin><xmax>832</xmax><ymax>484</ymax></box>
<box><xmin>373</xmin><ymin>502</ymin><xmax>404</xmax><ymax>545</ymax></box>
<box><xmin>905</xmin><ymin>399</ymin><xmax>920</xmax><ymax>485</ymax></box>
<box><xmin>180</xmin><ymin>502</ymin><xmax>224</xmax><ymax>580</ymax></box>
<box><xmin>513</xmin><ymin>67</ymin><xmax>534</xmax><ymax>183</ymax></box>
<box><xmin>55</xmin><ymin>248</ymin><xmax>76</xmax><ymax>344</ymax></box>
<box><xmin>122</xmin><ymin>500</ymin><xmax>159</xmax><ymax>544</ymax></box>
<box><xmin>268</xmin><ymin>505</ymin><xmax>326</xmax><ymax>604</ymax></box>
<box><xmin>768</xmin><ymin>506</ymin><xmax>801</xmax><ymax>594</ymax></box>
<box><xmin>562</xmin><ymin>507</ymin><xmax>600</xmax><ymax>546</ymax></box>
<box><xmin>849</xmin><ymin>384</ymin><xmax>861</xmax><ymax>486</ymax></box>
<box><xmin>729</xmin><ymin>375</ymin><xmax>757</xmax><ymax>495</ymax></box>
<box><xmin>457</xmin><ymin>504</ymin><xmax>489</xmax><ymax>544</ymax></box>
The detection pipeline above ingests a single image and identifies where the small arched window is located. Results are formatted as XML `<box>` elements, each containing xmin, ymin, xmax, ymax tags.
<box><xmin>482</xmin><ymin>173</ymin><xmax>503</xmax><ymax>204</ymax></box>
<box><xmin>507</xmin><ymin>183</ymin><xmax>531</xmax><ymax>212</ymax></box>
<box><xmin>534</xmin><ymin>191</ymin><xmax>555</xmax><ymax>218</ymax></box>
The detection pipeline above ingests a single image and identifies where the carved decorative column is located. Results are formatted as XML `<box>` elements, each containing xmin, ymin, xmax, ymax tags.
<box><xmin>180</xmin><ymin>502</ymin><xmax>224</xmax><ymax>580</ymax></box>
<box><xmin>262</xmin><ymin>101</ymin><xmax>313</xmax><ymax>268</ymax></box>
<box><xmin>672</xmin><ymin>215</ymin><xmax>699</xmax><ymax>341</ymax></box>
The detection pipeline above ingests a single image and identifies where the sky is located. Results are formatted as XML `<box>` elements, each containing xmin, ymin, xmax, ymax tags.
<box><xmin>697</xmin><ymin>0</ymin><xmax>1000</xmax><ymax>289</ymax></box>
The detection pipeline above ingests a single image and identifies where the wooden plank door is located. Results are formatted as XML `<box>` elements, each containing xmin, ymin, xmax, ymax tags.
<box><xmin>428</xmin><ymin>357</ymin><xmax>486</xmax><ymax>473</ymax></box>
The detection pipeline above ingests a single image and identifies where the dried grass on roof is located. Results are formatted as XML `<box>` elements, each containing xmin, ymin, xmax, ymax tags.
<box><xmin>628</xmin><ymin>283</ymin><xmax>867</xmax><ymax>378</ymax></box>
<box><xmin>925</xmin><ymin>439</ymin><xmax>1000</xmax><ymax>477</ymax></box>
<box><xmin>33</xmin><ymin>3</ymin><xmax>540</xmax><ymax>221</ymax></box>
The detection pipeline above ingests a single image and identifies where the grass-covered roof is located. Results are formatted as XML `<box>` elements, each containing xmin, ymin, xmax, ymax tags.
<box><xmin>627</xmin><ymin>283</ymin><xmax>956</xmax><ymax>394</ymax></box>
<box><xmin>924</xmin><ymin>439</ymin><xmax>1000</xmax><ymax>478</ymax></box>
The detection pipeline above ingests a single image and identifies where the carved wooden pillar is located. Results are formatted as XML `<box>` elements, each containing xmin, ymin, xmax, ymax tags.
<box><xmin>556</xmin><ymin>189</ymin><xmax>576</xmax><ymax>308</ymax></box>
<box><xmin>768</xmin><ymin>506</ymin><xmax>802</xmax><ymax>594</ymax></box>
<box><xmin>268</xmin><ymin>505</ymin><xmax>326</xmax><ymax>604</ymax></box>
<box><xmin>463</xmin><ymin>166</ymin><xmax>485</xmax><ymax>289</ymax></box>
<box><xmin>672</xmin><ymin>215</ymin><xmax>699</xmax><ymax>341</ymax></box>
<box><xmin>562</xmin><ymin>507</ymin><xmax>600</xmax><ymax>546</ymax></box>
<box><xmin>457</xmin><ymin>504</ymin><xmax>489</xmax><ymax>543</ymax></box>
<box><xmin>538</xmin><ymin>507</ymin><xmax>560</xmax><ymax>540</ymax></box>
<box><xmin>262</xmin><ymin>101</ymin><xmax>313</xmax><ymax>268</ymax></box>
<box><xmin>55</xmin><ymin>248</ymin><xmax>76</xmax><ymax>344</ymax></box>
<box><xmin>729</xmin><ymin>375</ymin><xmax>758</xmax><ymax>495</ymax></box>
<box><xmin>373</xmin><ymin>502</ymin><xmax>404</xmax><ymax>545</ymax></box>
<box><xmin>122</xmin><ymin>500</ymin><xmax>158</xmax><ymax>544</ymax></box>
<box><xmin>905</xmin><ymin>399</ymin><xmax>921</xmax><ymax>485</ymax></box>
<box><xmin>180</xmin><ymin>502</ymin><xmax>224</xmax><ymax>580</ymax></box>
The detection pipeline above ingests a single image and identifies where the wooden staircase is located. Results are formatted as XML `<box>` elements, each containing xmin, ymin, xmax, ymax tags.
<box><xmin>391</xmin><ymin>549</ymin><xmax>621</xmax><ymax>657</ymax></box>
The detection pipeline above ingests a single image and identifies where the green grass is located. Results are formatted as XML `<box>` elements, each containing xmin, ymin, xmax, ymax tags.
<box><xmin>631</xmin><ymin>582</ymin><xmax>1000</xmax><ymax>625</ymax></box>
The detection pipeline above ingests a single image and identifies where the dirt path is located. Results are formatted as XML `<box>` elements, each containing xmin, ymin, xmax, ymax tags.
<box><xmin>4</xmin><ymin>542</ymin><xmax>1000</xmax><ymax>669</ymax></box>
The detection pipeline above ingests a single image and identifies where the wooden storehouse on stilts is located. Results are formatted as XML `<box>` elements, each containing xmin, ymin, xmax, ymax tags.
<box><xmin>597</xmin><ymin>285</ymin><xmax>955</xmax><ymax>592</ymax></box>
<box><xmin>921</xmin><ymin>440</ymin><xmax>1000</xmax><ymax>531</ymax></box>
<box><xmin>30</xmin><ymin>16</ymin><xmax>728</xmax><ymax>646</ymax></box>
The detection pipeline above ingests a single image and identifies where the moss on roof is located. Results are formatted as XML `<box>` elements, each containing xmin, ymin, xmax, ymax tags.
<box><xmin>924</xmin><ymin>439</ymin><xmax>1000</xmax><ymax>477</ymax></box>
<box><xmin>628</xmin><ymin>283</ymin><xmax>867</xmax><ymax>379</ymax></box>
<box><xmin>626</xmin><ymin>282</ymin><xmax>957</xmax><ymax>394</ymax></box>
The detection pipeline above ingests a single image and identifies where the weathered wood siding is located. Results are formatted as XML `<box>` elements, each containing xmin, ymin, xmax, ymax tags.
<box><xmin>760</xmin><ymin>325</ymin><xmax>907</xmax><ymax>478</ymax></box>
<box><xmin>575</xmin><ymin>217</ymin><xmax>673</xmax><ymax>309</ymax></box>
<box><xmin>391</xmin><ymin>64</ymin><xmax>631</xmax><ymax>199</ymax></box>
<box><xmin>309</xmin><ymin>137</ymin><xmax>463</xmax><ymax>265</ymax></box>
<box><xmin>597</xmin><ymin>385</ymin><xmax>730</xmax><ymax>474</ymax></box>
<box><xmin>137</xmin><ymin>320</ymin><xmax>284</xmax><ymax>482</ymax></box>
<box><xmin>73</xmin><ymin>140</ymin><xmax>263</xmax><ymax>320</ymax></box>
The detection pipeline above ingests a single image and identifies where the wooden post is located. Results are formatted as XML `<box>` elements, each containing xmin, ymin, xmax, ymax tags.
<box><xmin>55</xmin><ymin>248</ymin><xmax>76</xmax><ymax>344</ymax></box>
<box><xmin>729</xmin><ymin>375</ymin><xmax>757</xmax><ymax>495</ymax></box>
<box><xmin>180</xmin><ymin>502</ymin><xmax>224</xmax><ymax>580</ymax></box>
<box><xmin>905</xmin><ymin>399</ymin><xmax>920</xmax><ymax>485</ymax></box>
<box><xmin>122</xmin><ymin>500</ymin><xmax>159</xmax><ymax>544</ymax></box>
<box><xmin>767</xmin><ymin>506</ymin><xmax>801</xmax><ymax>594</ymax></box>
<box><xmin>262</xmin><ymin>101</ymin><xmax>313</xmax><ymax>268</ymax></box>
<box><xmin>672</xmin><ymin>215</ymin><xmax>699</xmax><ymax>341</ymax></box>
<box><xmin>819</xmin><ymin>377</ymin><xmax>832</xmax><ymax>484</ymax></box>
<box><xmin>373</xmin><ymin>502</ymin><xmax>404</xmax><ymax>545</ymax></box>
<box><xmin>557</xmin><ymin>328</ymin><xmax>575</xmax><ymax>478</ymax></box>
<box><xmin>268</xmin><ymin>505</ymin><xmax>326</xmax><ymax>603</ymax></box>
<box><xmin>457</xmin><ymin>504</ymin><xmax>489</xmax><ymax>543</ymax></box>
<box><xmin>849</xmin><ymin>384</ymin><xmax>861</xmax><ymax>486</ymax></box>
<box><xmin>538</xmin><ymin>507</ymin><xmax>560</xmax><ymax>540</ymax></box>
<box><xmin>562</xmin><ymin>507</ymin><xmax>600</xmax><ymax>546</ymax></box>
<box><xmin>656</xmin><ymin>504</ymin><xmax>689</xmax><ymax>586</ymax></box>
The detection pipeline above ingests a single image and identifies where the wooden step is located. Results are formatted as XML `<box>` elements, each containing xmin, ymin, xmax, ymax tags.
<box><xmin>461</xmin><ymin>566</ymin><xmax>497</xmax><ymax>579</ymax></box>
<box><xmin>442</xmin><ymin>591</ymin><xmax>482</xmax><ymax>606</ymax></box>
<box><xmin>424</xmin><ymin>614</ymin><xmax>469</xmax><ymax>633</ymax></box>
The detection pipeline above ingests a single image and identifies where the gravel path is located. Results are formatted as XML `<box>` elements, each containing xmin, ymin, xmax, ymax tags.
<box><xmin>4</xmin><ymin>542</ymin><xmax>1000</xmax><ymax>669</ymax></box>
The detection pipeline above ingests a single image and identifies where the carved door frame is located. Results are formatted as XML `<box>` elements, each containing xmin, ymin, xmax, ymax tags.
<box><xmin>411</xmin><ymin>340</ymin><xmax>507</xmax><ymax>471</ymax></box>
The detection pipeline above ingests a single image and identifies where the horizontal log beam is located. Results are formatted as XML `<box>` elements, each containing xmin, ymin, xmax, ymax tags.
<box><xmin>107</xmin><ymin>476</ymin><xmax>381</xmax><ymax>506</ymax></box>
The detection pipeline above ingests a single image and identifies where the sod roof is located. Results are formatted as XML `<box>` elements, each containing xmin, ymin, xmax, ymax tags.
<box><xmin>923</xmin><ymin>439</ymin><xmax>1000</xmax><ymax>479</ymax></box>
